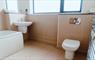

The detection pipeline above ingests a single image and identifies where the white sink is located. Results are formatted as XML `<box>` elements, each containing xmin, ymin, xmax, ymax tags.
<box><xmin>14</xmin><ymin>22</ymin><xmax>32</xmax><ymax>26</ymax></box>
<box><xmin>14</xmin><ymin>22</ymin><xmax>32</xmax><ymax>33</ymax></box>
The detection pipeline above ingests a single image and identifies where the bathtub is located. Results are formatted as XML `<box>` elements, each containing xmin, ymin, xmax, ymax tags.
<box><xmin>0</xmin><ymin>31</ymin><xmax>24</xmax><ymax>59</ymax></box>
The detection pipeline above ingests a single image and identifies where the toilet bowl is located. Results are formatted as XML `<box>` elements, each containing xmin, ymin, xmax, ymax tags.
<box><xmin>62</xmin><ymin>39</ymin><xmax>80</xmax><ymax>60</ymax></box>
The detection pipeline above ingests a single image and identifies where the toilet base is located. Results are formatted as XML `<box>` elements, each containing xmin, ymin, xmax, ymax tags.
<box><xmin>65</xmin><ymin>51</ymin><xmax>74</xmax><ymax>60</ymax></box>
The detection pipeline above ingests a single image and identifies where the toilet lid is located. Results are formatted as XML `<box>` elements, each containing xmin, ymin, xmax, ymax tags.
<box><xmin>63</xmin><ymin>39</ymin><xmax>80</xmax><ymax>48</ymax></box>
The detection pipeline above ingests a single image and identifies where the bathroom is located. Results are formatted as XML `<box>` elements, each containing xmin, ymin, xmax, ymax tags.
<box><xmin>0</xmin><ymin>0</ymin><xmax>95</xmax><ymax>60</ymax></box>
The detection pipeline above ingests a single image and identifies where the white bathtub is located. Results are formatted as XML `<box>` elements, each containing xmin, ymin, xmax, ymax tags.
<box><xmin>0</xmin><ymin>31</ymin><xmax>24</xmax><ymax>59</ymax></box>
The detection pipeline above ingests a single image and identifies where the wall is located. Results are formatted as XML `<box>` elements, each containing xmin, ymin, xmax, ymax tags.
<box><xmin>82</xmin><ymin>0</ymin><xmax>95</xmax><ymax>13</ymax></box>
<box><xmin>0</xmin><ymin>11</ymin><xmax>3</xmax><ymax>30</ymax></box>
<box><xmin>27</xmin><ymin>15</ymin><xmax>58</xmax><ymax>46</ymax></box>
<box><xmin>9</xmin><ymin>14</ymin><xmax>25</xmax><ymax>24</ymax></box>
<box><xmin>0</xmin><ymin>12</ymin><xmax>94</xmax><ymax>53</ymax></box>
<box><xmin>0</xmin><ymin>10</ymin><xmax>10</xmax><ymax>30</ymax></box>
<box><xmin>57</xmin><ymin>15</ymin><xmax>93</xmax><ymax>52</ymax></box>
<box><xmin>27</xmin><ymin>14</ymin><xmax>93</xmax><ymax>53</ymax></box>
<box><xmin>0</xmin><ymin>0</ymin><xmax>7</xmax><ymax>30</ymax></box>
<box><xmin>0</xmin><ymin>12</ymin><xmax>25</xmax><ymax>30</ymax></box>
<box><xmin>8</xmin><ymin>14</ymin><xmax>25</xmax><ymax>30</ymax></box>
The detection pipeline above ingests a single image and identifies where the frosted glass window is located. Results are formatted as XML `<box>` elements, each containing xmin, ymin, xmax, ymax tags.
<box><xmin>6</xmin><ymin>0</ymin><xmax>18</xmax><ymax>12</ymax></box>
<box><xmin>29</xmin><ymin>0</ymin><xmax>33</xmax><ymax>14</ymax></box>
<box><xmin>34</xmin><ymin>0</ymin><xmax>60</xmax><ymax>13</ymax></box>
<box><xmin>29</xmin><ymin>0</ymin><xmax>82</xmax><ymax>13</ymax></box>
<box><xmin>64</xmin><ymin>0</ymin><xmax>81</xmax><ymax>11</ymax></box>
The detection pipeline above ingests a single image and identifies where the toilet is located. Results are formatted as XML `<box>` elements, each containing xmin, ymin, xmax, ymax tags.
<box><xmin>62</xmin><ymin>39</ymin><xmax>80</xmax><ymax>60</ymax></box>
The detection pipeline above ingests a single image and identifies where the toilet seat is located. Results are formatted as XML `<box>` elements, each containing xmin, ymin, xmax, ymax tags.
<box><xmin>63</xmin><ymin>39</ymin><xmax>80</xmax><ymax>48</ymax></box>
<box><xmin>62</xmin><ymin>39</ymin><xmax>80</xmax><ymax>51</ymax></box>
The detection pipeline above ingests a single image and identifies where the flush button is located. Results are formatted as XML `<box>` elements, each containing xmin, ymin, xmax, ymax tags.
<box><xmin>69</xmin><ymin>17</ymin><xmax>81</xmax><ymax>24</ymax></box>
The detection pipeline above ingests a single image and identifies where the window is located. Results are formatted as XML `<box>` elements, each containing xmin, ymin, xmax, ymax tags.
<box><xmin>30</xmin><ymin>0</ymin><xmax>82</xmax><ymax>13</ymax></box>
<box><xmin>34</xmin><ymin>0</ymin><xmax>60</xmax><ymax>13</ymax></box>
<box><xmin>29</xmin><ymin>0</ymin><xmax>33</xmax><ymax>14</ymax></box>
<box><xmin>6</xmin><ymin>0</ymin><xmax>18</xmax><ymax>12</ymax></box>
<box><xmin>63</xmin><ymin>0</ymin><xmax>82</xmax><ymax>12</ymax></box>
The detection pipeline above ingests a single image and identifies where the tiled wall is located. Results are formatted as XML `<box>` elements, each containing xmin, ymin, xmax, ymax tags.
<box><xmin>28</xmin><ymin>14</ymin><xmax>93</xmax><ymax>53</ymax></box>
<box><xmin>28</xmin><ymin>15</ymin><xmax>58</xmax><ymax>46</ymax></box>
<box><xmin>0</xmin><ymin>10</ymin><xmax>10</xmax><ymax>30</ymax></box>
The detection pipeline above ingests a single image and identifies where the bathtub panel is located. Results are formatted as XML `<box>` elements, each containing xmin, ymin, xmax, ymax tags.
<box><xmin>0</xmin><ymin>31</ymin><xmax>24</xmax><ymax>59</ymax></box>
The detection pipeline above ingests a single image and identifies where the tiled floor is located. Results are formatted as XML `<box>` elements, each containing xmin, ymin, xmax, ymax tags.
<box><xmin>3</xmin><ymin>41</ymin><xmax>86</xmax><ymax>60</ymax></box>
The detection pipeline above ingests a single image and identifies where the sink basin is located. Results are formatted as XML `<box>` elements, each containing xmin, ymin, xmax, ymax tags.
<box><xmin>14</xmin><ymin>22</ymin><xmax>32</xmax><ymax>26</ymax></box>
<box><xmin>14</xmin><ymin>22</ymin><xmax>32</xmax><ymax>33</ymax></box>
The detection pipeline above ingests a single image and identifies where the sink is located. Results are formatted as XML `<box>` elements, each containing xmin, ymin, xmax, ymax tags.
<box><xmin>14</xmin><ymin>22</ymin><xmax>32</xmax><ymax>26</ymax></box>
<box><xmin>14</xmin><ymin>22</ymin><xmax>32</xmax><ymax>33</ymax></box>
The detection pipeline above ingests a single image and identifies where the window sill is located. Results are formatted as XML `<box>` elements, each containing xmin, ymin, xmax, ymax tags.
<box><xmin>29</xmin><ymin>12</ymin><xmax>94</xmax><ymax>15</ymax></box>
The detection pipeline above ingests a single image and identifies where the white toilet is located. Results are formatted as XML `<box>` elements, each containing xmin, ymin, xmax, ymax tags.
<box><xmin>62</xmin><ymin>39</ymin><xmax>80</xmax><ymax>60</ymax></box>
